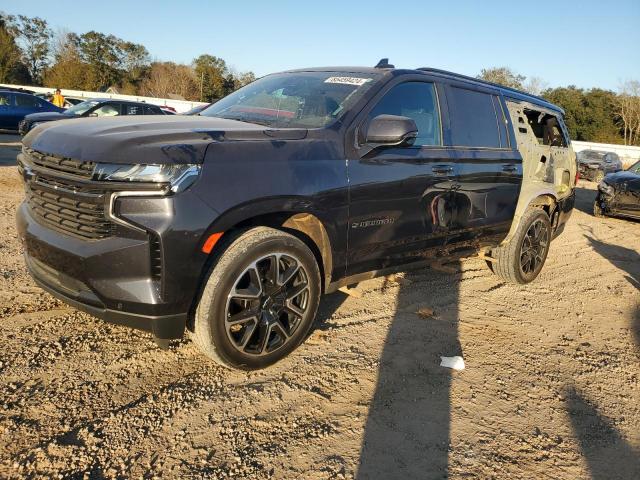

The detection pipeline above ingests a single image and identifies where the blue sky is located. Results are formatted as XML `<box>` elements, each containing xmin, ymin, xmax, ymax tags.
<box><xmin>2</xmin><ymin>0</ymin><xmax>639</xmax><ymax>90</ymax></box>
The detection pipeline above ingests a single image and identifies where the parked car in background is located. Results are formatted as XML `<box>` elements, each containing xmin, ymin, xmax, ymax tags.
<box><xmin>578</xmin><ymin>150</ymin><xmax>623</xmax><ymax>182</ymax></box>
<box><xmin>0</xmin><ymin>90</ymin><xmax>63</xmax><ymax>130</ymax></box>
<box><xmin>594</xmin><ymin>159</ymin><xmax>640</xmax><ymax>220</ymax></box>
<box><xmin>18</xmin><ymin>98</ymin><xmax>165</xmax><ymax>135</ymax></box>
<box><xmin>160</xmin><ymin>107</ymin><xmax>177</xmax><ymax>115</ymax></box>
<box><xmin>181</xmin><ymin>103</ymin><xmax>212</xmax><ymax>115</ymax></box>
<box><xmin>64</xmin><ymin>97</ymin><xmax>85</xmax><ymax>107</ymax></box>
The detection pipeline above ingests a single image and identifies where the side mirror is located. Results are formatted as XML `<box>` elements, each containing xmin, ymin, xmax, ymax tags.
<box><xmin>364</xmin><ymin>114</ymin><xmax>418</xmax><ymax>149</ymax></box>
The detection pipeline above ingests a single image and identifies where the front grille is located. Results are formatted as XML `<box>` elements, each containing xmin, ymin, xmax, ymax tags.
<box><xmin>26</xmin><ymin>182</ymin><xmax>113</xmax><ymax>239</ymax></box>
<box><xmin>21</xmin><ymin>147</ymin><xmax>113</xmax><ymax>240</ymax></box>
<box><xmin>24</xmin><ymin>147</ymin><xmax>96</xmax><ymax>178</ymax></box>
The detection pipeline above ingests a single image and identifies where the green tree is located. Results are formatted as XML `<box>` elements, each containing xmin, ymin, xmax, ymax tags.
<box><xmin>543</xmin><ymin>86</ymin><xmax>623</xmax><ymax>144</ymax></box>
<box><xmin>13</xmin><ymin>15</ymin><xmax>52</xmax><ymax>84</ymax></box>
<box><xmin>477</xmin><ymin>67</ymin><xmax>525</xmax><ymax>90</ymax></box>
<box><xmin>193</xmin><ymin>54</ymin><xmax>229</xmax><ymax>101</ymax></box>
<box><xmin>43</xmin><ymin>31</ymin><xmax>88</xmax><ymax>89</ymax></box>
<box><xmin>0</xmin><ymin>14</ymin><xmax>30</xmax><ymax>83</ymax></box>
<box><xmin>118</xmin><ymin>41</ymin><xmax>150</xmax><ymax>92</ymax></box>
<box><xmin>76</xmin><ymin>31</ymin><xmax>123</xmax><ymax>90</ymax></box>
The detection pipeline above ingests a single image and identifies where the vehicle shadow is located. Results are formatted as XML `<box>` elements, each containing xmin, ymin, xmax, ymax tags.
<box><xmin>574</xmin><ymin>185</ymin><xmax>597</xmax><ymax>215</ymax></box>
<box><xmin>585</xmin><ymin>235</ymin><xmax>640</xmax><ymax>350</ymax></box>
<box><xmin>565</xmin><ymin>385</ymin><xmax>640</xmax><ymax>480</ymax></box>
<box><xmin>585</xmin><ymin>235</ymin><xmax>640</xmax><ymax>290</ymax></box>
<box><xmin>353</xmin><ymin>262</ymin><xmax>461</xmax><ymax>479</ymax></box>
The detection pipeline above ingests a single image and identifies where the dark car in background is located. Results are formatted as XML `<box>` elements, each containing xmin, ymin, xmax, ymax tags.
<box><xmin>578</xmin><ymin>149</ymin><xmax>623</xmax><ymax>182</ymax></box>
<box><xmin>595</xmin><ymin>159</ymin><xmax>640</xmax><ymax>220</ymax></box>
<box><xmin>18</xmin><ymin>98</ymin><xmax>166</xmax><ymax>135</ymax></box>
<box><xmin>0</xmin><ymin>90</ymin><xmax>63</xmax><ymax>130</ymax></box>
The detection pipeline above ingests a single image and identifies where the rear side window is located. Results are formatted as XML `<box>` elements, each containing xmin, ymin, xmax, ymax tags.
<box><xmin>368</xmin><ymin>82</ymin><xmax>441</xmax><ymax>146</ymax></box>
<box><xmin>447</xmin><ymin>86</ymin><xmax>501</xmax><ymax>148</ymax></box>
<box><xmin>144</xmin><ymin>105</ymin><xmax>162</xmax><ymax>115</ymax></box>
<box><xmin>122</xmin><ymin>104</ymin><xmax>143</xmax><ymax>115</ymax></box>
<box><xmin>16</xmin><ymin>95</ymin><xmax>40</xmax><ymax>107</ymax></box>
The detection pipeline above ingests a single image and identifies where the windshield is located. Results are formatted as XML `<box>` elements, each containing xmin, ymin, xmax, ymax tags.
<box><xmin>201</xmin><ymin>71</ymin><xmax>381</xmax><ymax>128</ymax></box>
<box><xmin>580</xmin><ymin>150</ymin><xmax>605</xmax><ymax>162</ymax></box>
<box><xmin>64</xmin><ymin>100</ymin><xmax>99</xmax><ymax>116</ymax></box>
<box><xmin>628</xmin><ymin>160</ymin><xmax>640</xmax><ymax>174</ymax></box>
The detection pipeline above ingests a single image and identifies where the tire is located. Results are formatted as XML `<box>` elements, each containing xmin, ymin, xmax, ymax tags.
<box><xmin>594</xmin><ymin>170</ymin><xmax>605</xmax><ymax>183</ymax></box>
<box><xmin>491</xmin><ymin>208</ymin><xmax>552</xmax><ymax>285</ymax></box>
<box><xmin>593</xmin><ymin>200</ymin><xmax>605</xmax><ymax>218</ymax></box>
<box><xmin>191</xmin><ymin>227</ymin><xmax>321</xmax><ymax>370</ymax></box>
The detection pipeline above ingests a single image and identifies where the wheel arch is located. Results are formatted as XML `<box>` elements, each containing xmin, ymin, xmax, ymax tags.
<box><xmin>199</xmin><ymin>199</ymin><xmax>335</xmax><ymax>292</ymax></box>
<box><xmin>502</xmin><ymin>189</ymin><xmax>558</xmax><ymax>245</ymax></box>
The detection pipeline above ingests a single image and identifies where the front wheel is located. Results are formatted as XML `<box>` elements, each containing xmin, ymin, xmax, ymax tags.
<box><xmin>490</xmin><ymin>208</ymin><xmax>552</xmax><ymax>284</ymax></box>
<box><xmin>191</xmin><ymin>227</ymin><xmax>321</xmax><ymax>370</ymax></box>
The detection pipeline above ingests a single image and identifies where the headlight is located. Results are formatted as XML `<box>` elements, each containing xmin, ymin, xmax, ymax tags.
<box><xmin>597</xmin><ymin>181</ymin><xmax>613</xmax><ymax>196</ymax></box>
<box><xmin>93</xmin><ymin>163</ymin><xmax>201</xmax><ymax>193</ymax></box>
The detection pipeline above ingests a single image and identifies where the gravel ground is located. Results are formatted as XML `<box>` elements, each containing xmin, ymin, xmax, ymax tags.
<box><xmin>0</xmin><ymin>159</ymin><xmax>638</xmax><ymax>479</ymax></box>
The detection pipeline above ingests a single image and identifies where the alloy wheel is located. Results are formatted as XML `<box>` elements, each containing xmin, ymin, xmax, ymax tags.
<box><xmin>225</xmin><ymin>253</ymin><xmax>310</xmax><ymax>356</ymax></box>
<box><xmin>519</xmin><ymin>219</ymin><xmax>549</xmax><ymax>276</ymax></box>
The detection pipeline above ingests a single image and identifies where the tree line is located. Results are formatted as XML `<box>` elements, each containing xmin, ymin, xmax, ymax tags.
<box><xmin>478</xmin><ymin>67</ymin><xmax>640</xmax><ymax>146</ymax></box>
<box><xmin>0</xmin><ymin>12</ymin><xmax>255</xmax><ymax>102</ymax></box>
<box><xmin>1</xmin><ymin>13</ymin><xmax>638</xmax><ymax>146</ymax></box>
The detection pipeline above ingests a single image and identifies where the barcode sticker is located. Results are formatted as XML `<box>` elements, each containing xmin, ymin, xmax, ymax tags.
<box><xmin>324</xmin><ymin>76</ymin><xmax>372</xmax><ymax>86</ymax></box>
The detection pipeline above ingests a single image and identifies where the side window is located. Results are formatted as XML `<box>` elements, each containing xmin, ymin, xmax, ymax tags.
<box><xmin>122</xmin><ymin>104</ymin><xmax>143</xmax><ymax>115</ymax></box>
<box><xmin>92</xmin><ymin>104</ymin><xmax>120</xmax><ymax>117</ymax></box>
<box><xmin>16</xmin><ymin>95</ymin><xmax>40</xmax><ymax>108</ymax></box>
<box><xmin>447</xmin><ymin>86</ymin><xmax>501</xmax><ymax>148</ymax></box>
<box><xmin>368</xmin><ymin>82</ymin><xmax>441</xmax><ymax>146</ymax></box>
<box><xmin>0</xmin><ymin>93</ymin><xmax>11</xmax><ymax>106</ymax></box>
<box><xmin>523</xmin><ymin>109</ymin><xmax>567</xmax><ymax>147</ymax></box>
<box><xmin>143</xmin><ymin>105</ymin><xmax>162</xmax><ymax>115</ymax></box>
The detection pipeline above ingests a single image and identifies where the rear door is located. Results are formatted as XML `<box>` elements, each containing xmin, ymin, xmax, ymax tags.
<box><xmin>442</xmin><ymin>84</ymin><xmax>522</xmax><ymax>247</ymax></box>
<box><xmin>346</xmin><ymin>78</ymin><xmax>454</xmax><ymax>276</ymax></box>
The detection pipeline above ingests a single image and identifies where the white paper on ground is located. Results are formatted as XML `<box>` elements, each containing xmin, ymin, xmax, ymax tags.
<box><xmin>440</xmin><ymin>356</ymin><xmax>465</xmax><ymax>371</ymax></box>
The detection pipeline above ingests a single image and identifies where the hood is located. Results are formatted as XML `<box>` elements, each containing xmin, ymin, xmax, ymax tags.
<box><xmin>23</xmin><ymin>115</ymin><xmax>308</xmax><ymax>165</ymax></box>
<box><xmin>24</xmin><ymin>111</ymin><xmax>69</xmax><ymax>122</ymax></box>
<box><xmin>604</xmin><ymin>170</ymin><xmax>640</xmax><ymax>184</ymax></box>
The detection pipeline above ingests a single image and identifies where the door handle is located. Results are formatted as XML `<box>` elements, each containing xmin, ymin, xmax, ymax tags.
<box><xmin>502</xmin><ymin>164</ymin><xmax>518</xmax><ymax>172</ymax></box>
<box><xmin>432</xmin><ymin>165</ymin><xmax>454</xmax><ymax>175</ymax></box>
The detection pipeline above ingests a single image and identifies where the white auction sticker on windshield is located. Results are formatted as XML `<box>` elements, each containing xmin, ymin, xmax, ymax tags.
<box><xmin>324</xmin><ymin>76</ymin><xmax>372</xmax><ymax>86</ymax></box>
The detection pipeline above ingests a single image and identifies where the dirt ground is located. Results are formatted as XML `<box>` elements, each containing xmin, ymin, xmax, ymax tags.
<box><xmin>0</xmin><ymin>151</ymin><xmax>639</xmax><ymax>479</ymax></box>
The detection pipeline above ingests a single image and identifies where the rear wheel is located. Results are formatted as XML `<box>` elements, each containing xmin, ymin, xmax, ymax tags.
<box><xmin>191</xmin><ymin>227</ymin><xmax>321</xmax><ymax>370</ymax></box>
<box><xmin>490</xmin><ymin>208</ymin><xmax>552</xmax><ymax>284</ymax></box>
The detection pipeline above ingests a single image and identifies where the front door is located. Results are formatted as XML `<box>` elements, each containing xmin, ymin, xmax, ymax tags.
<box><xmin>346</xmin><ymin>80</ymin><xmax>453</xmax><ymax>276</ymax></box>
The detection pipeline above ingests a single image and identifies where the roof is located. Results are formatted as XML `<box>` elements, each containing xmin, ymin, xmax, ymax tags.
<box><xmin>84</xmin><ymin>98</ymin><xmax>153</xmax><ymax>106</ymax></box>
<box><xmin>277</xmin><ymin>65</ymin><xmax>564</xmax><ymax>115</ymax></box>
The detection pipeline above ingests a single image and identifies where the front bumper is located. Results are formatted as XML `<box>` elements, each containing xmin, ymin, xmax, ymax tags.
<box><xmin>16</xmin><ymin>187</ymin><xmax>217</xmax><ymax>339</ymax></box>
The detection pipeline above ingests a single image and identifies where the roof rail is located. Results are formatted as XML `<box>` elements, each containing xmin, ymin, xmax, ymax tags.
<box><xmin>416</xmin><ymin>67</ymin><xmax>550</xmax><ymax>104</ymax></box>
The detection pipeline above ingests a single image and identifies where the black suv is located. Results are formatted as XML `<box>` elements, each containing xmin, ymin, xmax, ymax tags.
<box><xmin>18</xmin><ymin>98</ymin><xmax>166</xmax><ymax>135</ymax></box>
<box><xmin>17</xmin><ymin>63</ymin><xmax>576</xmax><ymax>369</ymax></box>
